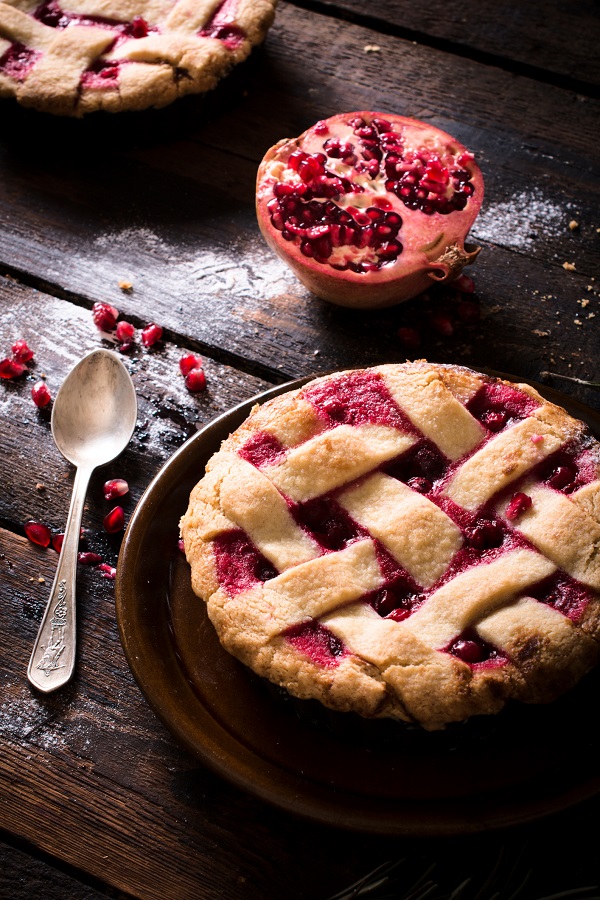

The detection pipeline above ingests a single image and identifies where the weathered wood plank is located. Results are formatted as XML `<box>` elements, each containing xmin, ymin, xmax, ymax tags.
<box><xmin>296</xmin><ymin>0</ymin><xmax>600</xmax><ymax>88</ymax></box>
<box><xmin>0</xmin><ymin>4</ymin><xmax>598</xmax><ymax>392</ymax></box>
<box><xmin>0</xmin><ymin>838</ymin><xmax>113</xmax><ymax>900</ymax></box>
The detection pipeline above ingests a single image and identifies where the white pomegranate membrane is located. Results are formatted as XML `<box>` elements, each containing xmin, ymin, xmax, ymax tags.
<box><xmin>256</xmin><ymin>113</ymin><xmax>484</xmax><ymax>308</ymax></box>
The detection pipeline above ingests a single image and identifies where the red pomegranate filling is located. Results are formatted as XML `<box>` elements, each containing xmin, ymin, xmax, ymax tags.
<box><xmin>293</xmin><ymin>497</ymin><xmax>365</xmax><ymax>552</ymax></box>
<box><xmin>527</xmin><ymin>573</ymin><xmax>592</xmax><ymax>623</ymax></box>
<box><xmin>383</xmin><ymin>440</ymin><xmax>448</xmax><ymax>489</ymax></box>
<box><xmin>263</xmin><ymin>114</ymin><xmax>478</xmax><ymax>275</ymax></box>
<box><xmin>239</xmin><ymin>431</ymin><xmax>287</xmax><ymax>468</ymax></box>
<box><xmin>537</xmin><ymin>444</ymin><xmax>596</xmax><ymax>494</ymax></box>
<box><xmin>213</xmin><ymin>530</ymin><xmax>278</xmax><ymax>595</ymax></box>
<box><xmin>199</xmin><ymin>0</ymin><xmax>245</xmax><ymax>50</ymax></box>
<box><xmin>0</xmin><ymin>42</ymin><xmax>41</xmax><ymax>81</ymax></box>
<box><xmin>446</xmin><ymin>629</ymin><xmax>506</xmax><ymax>666</ymax></box>
<box><xmin>304</xmin><ymin>370</ymin><xmax>415</xmax><ymax>431</ymax></box>
<box><xmin>33</xmin><ymin>0</ymin><xmax>155</xmax><ymax>40</ymax></box>
<box><xmin>285</xmin><ymin>620</ymin><xmax>347</xmax><ymax>668</ymax></box>
<box><xmin>467</xmin><ymin>382</ymin><xmax>541</xmax><ymax>433</ymax></box>
<box><xmin>81</xmin><ymin>59</ymin><xmax>122</xmax><ymax>89</ymax></box>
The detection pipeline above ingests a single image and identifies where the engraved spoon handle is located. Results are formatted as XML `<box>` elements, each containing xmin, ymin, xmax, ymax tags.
<box><xmin>28</xmin><ymin>465</ymin><xmax>92</xmax><ymax>693</ymax></box>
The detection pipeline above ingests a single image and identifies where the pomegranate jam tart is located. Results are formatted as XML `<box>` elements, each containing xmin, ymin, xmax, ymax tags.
<box><xmin>180</xmin><ymin>362</ymin><xmax>600</xmax><ymax>731</ymax></box>
<box><xmin>256</xmin><ymin>113</ymin><xmax>484</xmax><ymax>309</ymax></box>
<box><xmin>0</xmin><ymin>0</ymin><xmax>277</xmax><ymax>115</ymax></box>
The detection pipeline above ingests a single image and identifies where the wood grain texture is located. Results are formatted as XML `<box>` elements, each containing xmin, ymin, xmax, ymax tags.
<box><xmin>1</xmin><ymin>0</ymin><xmax>600</xmax><ymax>896</ymax></box>
<box><xmin>0</xmin><ymin>4</ymin><xmax>598</xmax><ymax>393</ymax></box>
<box><xmin>291</xmin><ymin>0</ymin><xmax>600</xmax><ymax>88</ymax></box>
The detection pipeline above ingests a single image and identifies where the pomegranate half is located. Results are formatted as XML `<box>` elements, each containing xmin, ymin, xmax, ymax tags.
<box><xmin>256</xmin><ymin>112</ymin><xmax>484</xmax><ymax>309</ymax></box>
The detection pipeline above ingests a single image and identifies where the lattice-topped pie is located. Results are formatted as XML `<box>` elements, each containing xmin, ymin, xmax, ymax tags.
<box><xmin>180</xmin><ymin>362</ymin><xmax>600</xmax><ymax>730</ymax></box>
<box><xmin>0</xmin><ymin>0</ymin><xmax>277</xmax><ymax>115</ymax></box>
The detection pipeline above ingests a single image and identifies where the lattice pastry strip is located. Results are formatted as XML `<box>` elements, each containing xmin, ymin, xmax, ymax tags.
<box><xmin>262</xmin><ymin>424</ymin><xmax>415</xmax><ymax>502</ymax></box>
<box><xmin>0</xmin><ymin>0</ymin><xmax>278</xmax><ymax>114</ymax></box>
<box><xmin>497</xmin><ymin>482</ymin><xmax>600</xmax><ymax>590</ymax></box>
<box><xmin>337</xmin><ymin>472</ymin><xmax>462</xmax><ymax>587</ymax></box>
<box><xmin>181</xmin><ymin>362</ymin><xmax>600</xmax><ymax>729</ymax></box>
<box><xmin>379</xmin><ymin>366</ymin><xmax>486</xmax><ymax>461</ymax></box>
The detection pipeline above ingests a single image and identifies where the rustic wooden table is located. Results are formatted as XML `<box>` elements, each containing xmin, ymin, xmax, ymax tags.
<box><xmin>1</xmin><ymin>1</ymin><xmax>599</xmax><ymax>898</ymax></box>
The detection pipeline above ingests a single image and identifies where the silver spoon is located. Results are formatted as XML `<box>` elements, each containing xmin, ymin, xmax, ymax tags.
<box><xmin>28</xmin><ymin>348</ymin><xmax>137</xmax><ymax>693</ymax></box>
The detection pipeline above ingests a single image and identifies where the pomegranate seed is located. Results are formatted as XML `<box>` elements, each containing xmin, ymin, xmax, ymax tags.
<box><xmin>482</xmin><ymin>411</ymin><xmax>507</xmax><ymax>432</ymax></box>
<box><xmin>11</xmin><ymin>339</ymin><xmax>34</xmax><ymax>362</ymax></box>
<box><xmin>0</xmin><ymin>357</ymin><xmax>27</xmax><ymax>379</ymax></box>
<box><xmin>505</xmin><ymin>492</ymin><xmax>533</xmax><ymax>520</ymax></box>
<box><xmin>104</xmin><ymin>478</ymin><xmax>129</xmax><ymax>501</ymax></box>
<box><xmin>407</xmin><ymin>477</ymin><xmax>432</xmax><ymax>493</ymax></box>
<box><xmin>92</xmin><ymin>302</ymin><xmax>119</xmax><ymax>332</ymax></box>
<box><xmin>397</xmin><ymin>326</ymin><xmax>421</xmax><ymax>351</ymax></box>
<box><xmin>116</xmin><ymin>321</ymin><xmax>135</xmax><ymax>342</ymax></box>
<box><xmin>179</xmin><ymin>353</ymin><xmax>203</xmax><ymax>376</ymax></box>
<box><xmin>531</xmin><ymin>434</ymin><xmax>545</xmax><ymax>444</ymax></box>
<box><xmin>547</xmin><ymin>465</ymin><xmax>576</xmax><ymax>491</ymax></box>
<box><xmin>98</xmin><ymin>563</ymin><xmax>117</xmax><ymax>579</ymax></box>
<box><xmin>78</xmin><ymin>551</ymin><xmax>103</xmax><ymax>565</ymax></box>
<box><xmin>141</xmin><ymin>323</ymin><xmax>163</xmax><ymax>347</ymax></box>
<box><xmin>430</xmin><ymin>310</ymin><xmax>455</xmax><ymax>337</ymax></box>
<box><xmin>452</xmin><ymin>639</ymin><xmax>484</xmax><ymax>664</ymax></box>
<box><xmin>178</xmin><ymin>538</ymin><xmax>185</xmax><ymax>553</ymax></box>
<box><xmin>457</xmin><ymin>299</ymin><xmax>481</xmax><ymax>323</ymax></box>
<box><xmin>313</xmin><ymin>120</ymin><xmax>329</xmax><ymax>135</ymax></box>
<box><xmin>52</xmin><ymin>533</ymin><xmax>64</xmax><ymax>553</ymax></box>
<box><xmin>466</xmin><ymin>521</ymin><xmax>503</xmax><ymax>550</ymax></box>
<box><xmin>185</xmin><ymin>367</ymin><xmax>207</xmax><ymax>392</ymax></box>
<box><xmin>118</xmin><ymin>341</ymin><xmax>134</xmax><ymax>355</ymax></box>
<box><xmin>454</xmin><ymin>274</ymin><xmax>475</xmax><ymax>293</ymax></box>
<box><xmin>103</xmin><ymin>506</ymin><xmax>125</xmax><ymax>533</ymax></box>
<box><xmin>31</xmin><ymin>380</ymin><xmax>52</xmax><ymax>408</ymax></box>
<box><xmin>130</xmin><ymin>15</ymin><xmax>148</xmax><ymax>37</ymax></box>
<box><xmin>24</xmin><ymin>520</ymin><xmax>51</xmax><ymax>548</ymax></box>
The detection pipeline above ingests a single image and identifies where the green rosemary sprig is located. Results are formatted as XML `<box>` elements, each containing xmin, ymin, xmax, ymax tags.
<box><xmin>540</xmin><ymin>372</ymin><xmax>600</xmax><ymax>391</ymax></box>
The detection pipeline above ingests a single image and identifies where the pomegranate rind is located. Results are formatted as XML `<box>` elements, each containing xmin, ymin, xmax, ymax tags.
<box><xmin>256</xmin><ymin>112</ymin><xmax>484</xmax><ymax>309</ymax></box>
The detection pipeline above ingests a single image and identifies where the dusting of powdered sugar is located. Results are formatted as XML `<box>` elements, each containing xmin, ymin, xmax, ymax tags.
<box><xmin>471</xmin><ymin>190</ymin><xmax>569</xmax><ymax>250</ymax></box>
<box><xmin>93</xmin><ymin>228</ymin><xmax>298</xmax><ymax>301</ymax></box>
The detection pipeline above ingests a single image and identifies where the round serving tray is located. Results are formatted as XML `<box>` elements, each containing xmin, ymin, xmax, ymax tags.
<box><xmin>115</xmin><ymin>373</ymin><xmax>600</xmax><ymax>836</ymax></box>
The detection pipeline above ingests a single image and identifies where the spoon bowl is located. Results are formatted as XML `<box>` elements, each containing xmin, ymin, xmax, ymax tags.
<box><xmin>52</xmin><ymin>348</ymin><xmax>138</xmax><ymax>468</ymax></box>
<box><xmin>28</xmin><ymin>348</ymin><xmax>137</xmax><ymax>693</ymax></box>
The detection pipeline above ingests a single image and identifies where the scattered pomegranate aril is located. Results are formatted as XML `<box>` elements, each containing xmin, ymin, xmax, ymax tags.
<box><xmin>116</xmin><ymin>321</ymin><xmax>135</xmax><ymax>342</ymax></box>
<box><xmin>453</xmin><ymin>273</ymin><xmax>475</xmax><ymax>293</ymax></box>
<box><xmin>0</xmin><ymin>357</ymin><xmax>27</xmax><ymax>379</ymax></box>
<box><xmin>52</xmin><ymin>533</ymin><xmax>64</xmax><ymax>553</ymax></box>
<box><xmin>31</xmin><ymin>380</ymin><xmax>52</xmax><ymax>408</ymax></box>
<box><xmin>397</xmin><ymin>326</ymin><xmax>421</xmax><ymax>351</ymax></box>
<box><xmin>185</xmin><ymin>367</ymin><xmax>207</xmax><ymax>392</ymax></box>
<box><xmin>505</xmin><ymin>492</ymin><xmax>533</xmax><ymax>520</ymax></box>
<box><xmin>78</xmin><ymin>551</ymin><xmax>103</xmax><ymax>565</ymax></box>
<box><xmin>430</xmin><ymin>309</ymin><xmax>455</xmax><ymax>336</ymax></box>
<box><xmin>24</xmin><ymin>520</ymin><xmax>52</xmax><ymax>547</ymax></box>
<box><xmin>103</xmin><ymin>505</ymin><xmax>125</xmax><ymax>533</ymax></box>
<box><xmin>98</xmin><ymin>563</ymin><xmax>117</xmax><ymax>579</ymax></box>
<box><xmin>92</xmin><ymin>302</ymin><xmax>119</xmax><ymax>332</ymax></box>
<box><xmin>179</xmin><ymin>353</ymin><xmax>203</xmax><ymax>376</ymax></box>
<box><xmin>103</xmin><ymin>478</ymin><xmax>129</xmax><ymax>500</ymax></box>
<box><xmin>257</xmin><ymin>112</ymin><xmax>483</xmax><ymax>308</ymax></box>
<box><xmin>457</xmin><ymin>299</ymin><xmax>480</xmax><ymax>323</ymax></box>
<box><xmin>11</xmin><ymin>339</ymin><xmax>34</xmax><ymax>362</ymax></box>
<box><xmin>141</xmin><ymin>323</ymin><xmax>163</xmax><ymax>347</ymax></box>
<box><xmin>178</xmin><ymin>538</ymin><xmax>185</xmax><ymax>553</ymax></box>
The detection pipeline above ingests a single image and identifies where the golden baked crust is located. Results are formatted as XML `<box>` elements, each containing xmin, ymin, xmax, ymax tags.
<box><xmin>0</xmin><ymin>0</ymin><xmax>277</xmax><ymax>116</ymax></box>
<box><xmin>180</xmin><ymin>362</ymin><xmax>600</xmax><ymax>730</ymax></box>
